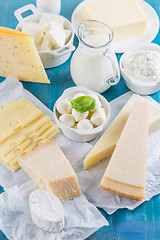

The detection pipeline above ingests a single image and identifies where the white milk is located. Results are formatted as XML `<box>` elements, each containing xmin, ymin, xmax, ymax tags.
<box><xmin>70</xmin><ymin>35</ymin><xmax>114</xmax><ymax>93</ymax></box>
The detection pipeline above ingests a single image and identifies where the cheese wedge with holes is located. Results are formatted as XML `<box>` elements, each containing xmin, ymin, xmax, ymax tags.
<box><xmin>99</xmin><ymin>101</ymin><xmax>149</xmax><ymax>200</ymax></box>
<box><xmin>83</xmin><ymin>94</ymin><xmax>160</xmax><ymax>169</ymax></box>
<box><xmin>0</xmin><ymin>27</ymin><xmax>49</xmax><ymax>83</ymax></box>
<box><xmin>19</xmin><ymin>140</ymin><xmax>81</xmax><ymax>201</ymax></box>
<box><xmin>82</xmin><ymin>0</ymin><xmax>147</xmax><ymax>42</ymax></box>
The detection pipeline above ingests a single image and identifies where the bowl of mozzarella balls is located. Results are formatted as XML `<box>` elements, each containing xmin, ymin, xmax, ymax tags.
<box><xmin>54</xmin><ymin>86</ymin><xmax>110</xmax><ymax>142</ymax></box>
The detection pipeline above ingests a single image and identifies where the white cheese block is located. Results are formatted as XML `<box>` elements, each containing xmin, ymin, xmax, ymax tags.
<box><xmin>83</xmin><ymin>94</ymin><xmax>160</xmax><ymax>169</ymax></box>
<box><xmin>99</xmin><ymin>100</ymin><xmax>149</xmax><ymax>200</ymax></box>
<box><xmin>0</xmin><ymin>27</ymin><xmax>49</xmax><ymax>83</ymax></box>
<box><xmin>82</xmin><ymin>0</ymin><xmax>147</xmax><ymax>42</ymax></box>
<box><xmin>29</xmin><ymin>189</ymin><xmax>64</xmax><ymax>233</ymax></box>
<box><xmin>21</xmin><ymin>22</ymin><xmax>43</xmax><ymax>47</ymax></box>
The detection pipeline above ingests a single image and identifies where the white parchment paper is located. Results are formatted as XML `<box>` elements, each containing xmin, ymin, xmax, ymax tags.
<box><xmin>0</xmin><ymin>181</ymin><xmax>108</xmax><ymax>240</ymax></box>
<box><xmin>0</xmin><ymin>76</ymin><xmax>160</xmax><ymax>223</ymax></box>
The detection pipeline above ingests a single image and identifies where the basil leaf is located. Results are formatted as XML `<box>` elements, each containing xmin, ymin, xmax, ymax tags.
<box><xmin>69</xmin><ymin>96</ymin><xmax>96</xmax><ymax>112</ymax></box>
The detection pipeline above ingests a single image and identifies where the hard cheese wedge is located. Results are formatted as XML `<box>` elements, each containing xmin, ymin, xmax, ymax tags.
<box><xmin>83</xmin><ymin>94</ymin><xmax>160</xmax><ymax>169</ymax></box>
<box><xmin>82</xmin><ymin>0</ymin><xmax>147</xmax><ymax>42</ymax></box>
<box><xmin>19</xmin><ymin>140</ymin><xmax>81</xmax><ymax>201</ymax></box>
<box><xmin>0</xmin><ymin>27</ymin><xmax>49</xmax><ymax>83</ymax></box>
<box><xmin>99</xmin><ymin>100</ymin><xmax>149</xmax><ymax>200</ymax></box>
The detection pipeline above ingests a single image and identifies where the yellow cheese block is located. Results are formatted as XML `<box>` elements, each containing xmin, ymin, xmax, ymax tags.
<box><xmin>83</xmin><ymin>94</ymin><xmax>160</xmax><ymax>169</ymax></box>
<box><xmin>19</xmin><ymin>140</ymin><xmax>82</xmax><ymax>201</ymax></box>
<box><xmin>82</xmin><ymin>0</ymin><xmax>147</xmax><ymax>42</ymax></box>
<box><xmin>99</xmin><ymin>100</ymin><xmax>149</xmax><ymax>200</ymax></box>
<box><xmin>0</xmin><ymin>98</ymin><xmax>44</xmax><ymax>143</ymax></box>
<box><xmin>0</xmin><ymin>27</ymin><xmax>50</xmax><ymax>83</ymax></box>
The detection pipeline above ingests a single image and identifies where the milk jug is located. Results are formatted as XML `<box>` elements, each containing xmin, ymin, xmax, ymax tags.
<box><xmin>70</xmin><ymin>20</ymin><xmax>120</xmax><ymax>93</ymax></box>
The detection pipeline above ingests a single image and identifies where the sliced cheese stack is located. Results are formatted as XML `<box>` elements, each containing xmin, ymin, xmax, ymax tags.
<box><xmin>0</xmin><ymin>98</ymin><xmax>59</xmax><ymax>171</ymax></box>
<box><xmin>99</xmin><ymin>100</ymin><xmax>149</xmax><ymax>200</ymax></box>
<box><xmin>83</xmin><ymin>94</ymin><xmax>160</xmax><ymax>169</ymax></box>
<box><xmin>82</xmin><ymin>0</ymin><xmax>147</xmax><ymax>42</ymax></box>
<box><xmin>19</xmin><ymin>140</ymin><xmax>82</xmax><ymax>202</ymax></box>
<box><xmin>0</xmin><ymin>27</ymin><xmax>49</xmax><ymax>83</ymax></box>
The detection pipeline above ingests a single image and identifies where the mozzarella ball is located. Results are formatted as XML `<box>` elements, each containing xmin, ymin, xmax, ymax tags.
<box><xmin>90</xmin><ymin>109</ymin><xmax>106</xmax><ymax>126</ymax></box>
<box><xmin>88</xmin><ymin>93</ymin><xmax>101</xmax><ymax>112</ymax></box>
<box><xmin>77</xmin><ymin>119</ymin><xmax>93</xmax><ymax>130</ymax></box>
<box><xmin>73</xmin><ymin>92</ymin><xmax>85</xmax><ymax>100</ymax></box>
<box><xmin>59</xmin><ymin>113</ymin><xmax>75</xmax><ymax>128</ymax></box>
<box><xmin>72</xmin><ymin>108</ymin><xmax>89</xmax><ymax>122</ymax></box>
<box><xmin>56</xmin><ymin>99</ymin><xmax>72</xmax><ymax>114</ymax></box>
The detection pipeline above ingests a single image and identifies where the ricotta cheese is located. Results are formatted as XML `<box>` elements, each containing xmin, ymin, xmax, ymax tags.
<box><xmin>29</xmin><ymin>189</ymin><xmax>64</xmax><ymax>233</ymax></box>
<box><xmin>123</xmin><ymin>51</ymin><xmax>160</xmax><ymax>82</ymax></box>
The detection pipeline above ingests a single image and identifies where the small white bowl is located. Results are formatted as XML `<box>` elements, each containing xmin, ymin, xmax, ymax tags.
<box><xmin>120</xmin><ymin>43</ymin><xmax>160</xmax><ymax>95</ymax></box>
<box><xmin>14</xmin><ymin>4</ymin><xmax>75</xmax><ymax>69</ymax></box>
<box><xmin>54</xmin><ymin>86</ymin><xmax>110</xmax><ymax>142</ymax></box>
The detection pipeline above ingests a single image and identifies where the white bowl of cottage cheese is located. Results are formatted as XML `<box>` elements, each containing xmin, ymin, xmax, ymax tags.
<box><xmin>120</xmin><ymin>43</ymin><xmax>160</xmax><ymax>95</ymax></box>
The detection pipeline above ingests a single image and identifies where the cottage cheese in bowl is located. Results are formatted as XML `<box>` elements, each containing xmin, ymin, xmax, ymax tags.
<box><xmin>123</xmin><ymin>51</ymin><xmax>160</xmax><ymax>82</ymax></box>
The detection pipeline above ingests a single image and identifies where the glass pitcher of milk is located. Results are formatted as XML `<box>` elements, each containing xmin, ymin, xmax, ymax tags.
<box><xmin>70</xmin><ymin>20</ymin><xmax>120</xmax><ymax>93</ymax></box>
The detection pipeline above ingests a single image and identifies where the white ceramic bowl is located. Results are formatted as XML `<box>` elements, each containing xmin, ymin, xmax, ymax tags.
<box><xmin>14</xmin><ymin>4</ymin><xmax>75</xmax><ymax>69</ymax></box>
<box><xmin>54</xmin><ymin>86</ymin><xmax>110</xmax><ymax>142</ymax></box>
<box><xmin>120</xmin><ymin>43</ymin><xmax>160</xmax><ymax>95</ymax></box>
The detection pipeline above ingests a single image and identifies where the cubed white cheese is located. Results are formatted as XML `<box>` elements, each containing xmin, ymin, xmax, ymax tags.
<box><xmin>39</xmin><ymin>34</ymin><xmax>53</xmax><ymax>51</ymax></box>
<box><xmin>64</xmin><ymin>29</ymin><xmax>72</xmax><ymax>44</ymax></box>
<box><xmin>39</xmin><ymin>14</ymin><xmax>65</xmax><ymax>30</ymax></box>
<box><xmin>21</xmin><ymin>22</ymin><xmax>43</xmax><ymax>47</ymax></box>
<box><xmin>47</xmin><ymin>23</ymin><xmax>66</xmax><ymax>49</ymax></box>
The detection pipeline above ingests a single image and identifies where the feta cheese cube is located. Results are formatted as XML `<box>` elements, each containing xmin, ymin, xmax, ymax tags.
<box><xmin>21</xmin><ymin>22</ymin><xmax>43</xmax><ymax>47</ymax></box>
<box><xmin>39</xmin><ymin>14</ymin><xmax>65</xmax><ymax>30</ymax></box>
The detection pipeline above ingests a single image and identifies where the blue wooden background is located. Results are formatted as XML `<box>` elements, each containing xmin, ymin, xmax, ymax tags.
<box><xmin>0</xmin><ymin>0</ymin><xmax>160</xmax><ymax>239</ymax></box>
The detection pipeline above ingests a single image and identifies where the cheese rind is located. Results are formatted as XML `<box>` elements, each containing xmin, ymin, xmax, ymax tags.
<box><xmin>18</xmin><ymin>140</ymin><xmax>81</xmax><ymax>201</ymax></box>
<box><xmin>82</xmin><ymin>0</ymin><xmax>147</xmax><ymax>42</ymax></box>
<box><xmin>0</xmin><ymin>27</ymin><xmax>49</xmax><ymax>83</ymax></box>
<box><xmin>99</xmin><ymin>100</ymin><xmax>149</xmax><ymax>200</ymax></box>
<box><xmin>83</xmin><ymin>94</ymin><xmax>160</xmax><ymax>169</ymax></box>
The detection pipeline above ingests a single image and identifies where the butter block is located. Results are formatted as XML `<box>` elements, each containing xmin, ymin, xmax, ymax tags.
<box><xmin>99</xmin><ymin>100</ymin><xmax>149</xmax><ymax>200</ymax></box>
<box><xmin>82</xmin><ymin>0</ymin><xmax>147</xmax><ymax>41</ymax></box>
<box><xmin>19</xmin><ymin>140</ymin><xmax>81</xmax><ymax>201</ymax></box>
<box><xmin>83</xmin><ymin>94</ymin><xmax>160</xmax><ymax>169</ymax></box>
<box><xmin>0</xmin><ymin>27</ymin><xmax>50</xmax><ymax>83</ymax></box>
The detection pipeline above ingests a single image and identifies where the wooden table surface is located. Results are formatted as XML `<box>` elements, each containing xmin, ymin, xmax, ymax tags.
<box><xmin>0</xmin><ymin>0</ymin><xmax>160</xmax><ymax>239</ymax></box>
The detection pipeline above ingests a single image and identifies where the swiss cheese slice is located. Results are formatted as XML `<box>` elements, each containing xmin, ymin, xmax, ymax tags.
<box><xmin>82</xmin><ymin>0</ymin><xmax>147</xmax><ymax>42</ymax></box>
<box><xmin>0</xmin><ymin>115</ymin><xmax>51</xmax><ymax>157</ymax></box>
<box><xmin>19</xmin><ymin>140</ymin><xmax>82</xmax><ymax>201</ymax></box>
<box><xmin>83</xmin><ymin>94</ymin><xmax>160</xmax><ymax>169</ymax></box>
<box><xmin>0</xmin><ymin>27</ymin><xmax>49</xmax><ymax>83</ymax></box>
<box><xmin>99</xmin><ymin>100</ymin><xmax>149</xmax><ymax>200</ymax></box>
<box><xmin>0</xmin><ymin>98</ymin><xmax>44</xmax><ymax>143</ymax></box>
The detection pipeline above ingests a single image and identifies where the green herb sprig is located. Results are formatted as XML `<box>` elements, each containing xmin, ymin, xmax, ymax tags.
<box><xmin>69</xmin><ymin>96</ymin><xmax>95</xmax><ymax>112</ymax></box>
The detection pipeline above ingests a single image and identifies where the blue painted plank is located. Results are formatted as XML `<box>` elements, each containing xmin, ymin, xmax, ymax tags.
<box><xmin>0</xmin><ymin>0</ymin><xmax>160</xmax><ymax>239</ymax></box>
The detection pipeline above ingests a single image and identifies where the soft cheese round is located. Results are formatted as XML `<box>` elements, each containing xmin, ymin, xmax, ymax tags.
<box><xmin>29</xmin><ymin>189</ymin><xmax>64</xmax><ymax>233</ymax></box>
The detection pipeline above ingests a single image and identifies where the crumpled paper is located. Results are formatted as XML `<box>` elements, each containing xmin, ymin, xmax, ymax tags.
<box><xmin>0</xmin><ymin>75</ymin><xmax>160</xmax><ymax>222</ymax></box>
<box><xmin>0</xmin><ymin>181</ymin><xmax>108</xmax><ymax>240</ymax></box>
